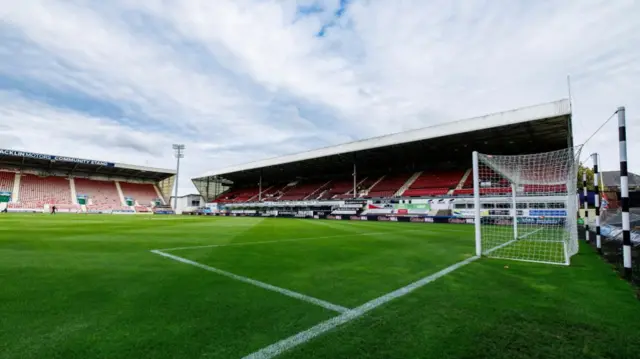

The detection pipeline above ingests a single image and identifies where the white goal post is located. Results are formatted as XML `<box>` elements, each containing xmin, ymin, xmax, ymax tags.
<box><xmin>472</xmin><ymin>148</ymin><xmax>581</xmax><ymax>265</ymax></box>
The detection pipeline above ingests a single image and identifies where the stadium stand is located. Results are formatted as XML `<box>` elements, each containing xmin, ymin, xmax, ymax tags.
<box><xmin>0</xmin><ymin>100</ymin><xmax>574</xmax><ymax>213</ymax></box>
<box><xmin>0</xmin><ymin>148</ymin><xmax>175</xmax><ymax>213</ymax></box>
<box><xmin>0</xmin><ymin>171</ymin><xmax>15</xmax><ymax>192</ymax></box>
<box><xmin>75</xmin><ymin>178</ymin><xmax>123</xmax><ymax>210</ymax></box>
<box><xmin>366</xmin><ymin>173</ymin><xmax>412</xmax><ymax>198</ymax></box>
<box><xmin>318</xmin><ymin>178</ymin><xmax>354</xmax><ymax>199</ymax></box>
<box><xmin>260</xmin><ymin>184</ymin><xmax>288</xmax><ymax>201</ymax></box>
<box><xmin>119</xmin><ymin>182</ymin><xmax>160</xmax><ymax>207</ymax></box>
<box><xmin>402</xmin><ymin>170</ymin><xmax>465</xmax><ymax>197</ymax></box>
<box><xmin>17</xmin><ymin>174</ymin><xmax>73</xmax><ymax>207</ymax></box>
<box><xmin>453</xmin><ymin>166</ymin><xmax>511</xmax><ymax>195</ymax></box>
<box><xmin>215</xmin><ymin>187</ymin><xmax>261</xmax><ymax>203</ymax></box>
<box><xmin>278</xmin><ymin>180</ymin><xmax>330</xmax><ymax>201</ymax></box>
<box><xmin>345</xmin><ymin>176</ymin><xmax>379</xmax><ymax>198</ymax></box>
<box><xmin>191</xmin><ymin>99</ymin><xmax>574</xmax><ymax>205</ymax></box>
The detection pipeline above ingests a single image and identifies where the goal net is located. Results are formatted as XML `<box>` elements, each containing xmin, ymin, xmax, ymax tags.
<box><xmin>472</xmin><ymin>148</ymin><xmax>581</xmax><ymax>265</ymax></box>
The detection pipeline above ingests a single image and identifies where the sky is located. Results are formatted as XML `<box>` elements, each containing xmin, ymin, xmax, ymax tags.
<box><xmin>1</xmin><ymin>0</ymin><xmax>638</xmax><ymax>196</ymax></box>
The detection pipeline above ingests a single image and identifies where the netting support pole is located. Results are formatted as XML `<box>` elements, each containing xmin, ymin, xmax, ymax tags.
<box><xmin>511</xmin><ymin>183</ymin><xmax>518</xmax><ymax>240</ymax></box>
<box><xmin>618</xmin><ymin>106</ymin><xmax>632</xmax><ymax>279</ymax></box>
<box><xmin>258</xmin><ymin>174</ymin><xmax>262</xmax><ymax>202</ymax></box>
<box><xmin>472</xmin><ymin>151</ymin><xmax>481</xmax><ymax>256</ymax></box>
<box><xmin>592</xmin><ymin>153</ymin><xmax>602</xmax><ymax>254</ymax></box>
<box><xmin>353</xmin><ymin>163</ymin><xmax>357</xmax><ymax>199</ymax></box>
<box><xmin>576</xmin><ymin>193</ymin><xmax>581</xmax><ymax>240</ymax></box>
<box><xmin>583</xmin><ymin>170</ymin><xmax>589</xmax><ymax>241</ymax></box>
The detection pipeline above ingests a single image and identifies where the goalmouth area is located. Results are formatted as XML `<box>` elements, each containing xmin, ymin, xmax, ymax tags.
<box><xmin>2</xmin><ymin>214</ymin><xmax>640</xmax><ymax>359</ymax></box>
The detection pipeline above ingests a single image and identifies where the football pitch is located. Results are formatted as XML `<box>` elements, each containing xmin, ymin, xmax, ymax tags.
<box><xmin>1</xmin><ymin>215</ymin><xmax>639</xmax><ymax>359</ymax></box>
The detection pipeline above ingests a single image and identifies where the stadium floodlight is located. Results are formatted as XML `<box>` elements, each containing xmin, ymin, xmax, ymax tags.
<box><xmin>472</xmin><ymin>147</ymin><xmax>581</xmax><ymax>265</ymax></box>
<box><xmin>172</xmin><ymin>144</ymin><xmax>185</xmax><ymax>210</ymax></box>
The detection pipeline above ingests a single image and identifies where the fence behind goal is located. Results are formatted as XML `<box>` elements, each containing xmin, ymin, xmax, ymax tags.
<box><xmin>472</xmin><ymin>148</ymin><xmax>581</xmax><ymax>265</ymax></box>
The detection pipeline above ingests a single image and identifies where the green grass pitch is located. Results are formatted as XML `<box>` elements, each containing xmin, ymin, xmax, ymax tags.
<box><xmin>1</xmin><ymin>214</ymin><xmax>639</xmax><ymax>359</ymax></box>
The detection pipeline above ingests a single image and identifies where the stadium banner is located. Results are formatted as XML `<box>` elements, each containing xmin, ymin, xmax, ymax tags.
<box><xmin>0</xmin><ymin>149</ymin><xmax>115</xmax><ymax>167</ymax></box>
<box><xmin>153</xmin><ymin>209</ymin><xmax>175</xmax><ymax>215</ymax></box>
<box><xmin>348</xmin><ymin>215</ymin><xmax>369</xmax><ymax>221</ymax></box>
<box><xmin>452</xmin><ymin>209</ymin><xmax>490</xmax><ymax>218</ymax></box>
<box><xmin>54</xmin><ymin>208</ymin><xmax>82</xmax><ymax>214</ymax></box>
<box><xmin>366</xmin><ymin>203</ymin><xmax>431</xmax><ymax>215</ymax></box>
<box><xmin>206</xmin><ymin>203</ymin><xmax>223</xmax><ymax>212</ymax></box>
<box><xmin>480</xmin><ymin>216</ymin><xmax>565</xmax><ymax>226</ymax></box>
<box><xmin>87</xmin><ymin>209</ymin><xmax>111</xmax><ymax>214</ymax></box>
<box><xmin>529</xmin><ymin>209</ymin><xmax>567</xmax><ymax>217</ymax></box>
<box><xmin>344</xmin><ymin>199</ymin><xmax>368</xmax><ymax>205</ymax></box>
<box><xmin>112</xmin><ymin>209</ymin><xmax>136</xmax><ymax>214</ymax></box>
<box><xmin>394</xmin><ymin>203</ymin><xmax>430</xmax><ymax>212</ymax></box>
<box><xmin>410</xmin><ymin>217</ymin><xmax>435</xmax><ymax>223</ymax></box>
<box><xmin>7</xmin><ymin>208</ymin><xmax>43</xmax><ymax>213</ymax></box>
<box><xmin>201</xmin><ymin>212</ymin><xmax>482</xmax><ymax>225</ymax></box>
<box><xmin>295</xmin><ymin>211</ymin><xmax>314</xmax><ymax>218</ymax></box>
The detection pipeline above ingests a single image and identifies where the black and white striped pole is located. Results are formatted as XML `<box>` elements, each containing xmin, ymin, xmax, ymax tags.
<box><xmin>583</xmin><ymin>170</ymin><xmax>589</xmax><ymax>241</ymax></box>
<box><xmin>592</xmin><ymin>153</ymin><xmax>601</xmax><ymax>254</ymax></box>
<box><xmin>618</xmin><ymin>106</ymin><xmax>632</xmax><ymax>278</ymax></box>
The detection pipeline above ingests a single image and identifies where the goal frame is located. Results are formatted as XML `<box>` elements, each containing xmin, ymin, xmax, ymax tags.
<box><xmin>472</xmin><ymin>149</ymin><xmax>579</xmax><ymax>266</ymax></box>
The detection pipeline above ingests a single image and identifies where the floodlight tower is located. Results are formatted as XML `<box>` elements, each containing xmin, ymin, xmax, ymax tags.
<box><xmin>172</xmin><ymin>144</ymin><xmax>185</xmax><ymax>210</ymax></box>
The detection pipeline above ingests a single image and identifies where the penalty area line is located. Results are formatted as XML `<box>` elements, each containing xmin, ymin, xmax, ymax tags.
<box><xmin>150</xmin><ymin>250</ymin><xmax>349</xmax><ymax>314</ymax></box>
<box><xmin>242</xmin><ymin>255</ymin><xmax>479</xmax><ymax>359</ymax></box>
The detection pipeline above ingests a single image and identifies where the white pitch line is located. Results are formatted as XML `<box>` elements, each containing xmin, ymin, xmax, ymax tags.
<box><xmin>483</xmin><ymin>227</ymin><xmax>546</xmax><ymax>255</ymax></box>
<box><xmin>156</xmin><ymin>227</ymin><xmax>472</xmax><ymax>252</ymax></box>
<box><xmin>484</xmin><ymin>239</ymin><xmax>517</xmax><ymax>255</ymax></box>
<box><xmin>150</xmin><ymin>250</ymin><xmax>349</xmax><ymax>314</ymax></box>
<box><xmin>242</xmin><ymin>255</ymin><xmax>479</xmax><ymax>359</ymax></box>
<box><xmin>517</xmin><ymin>227</ymin><xmax>545</xmax><ymax>239</ymax></box>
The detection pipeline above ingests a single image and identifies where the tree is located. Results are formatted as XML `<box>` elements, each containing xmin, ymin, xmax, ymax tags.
<box><xmin>577</xmin><ymin>164</ymin><xmax>596</xmax><ymax>191</ymax></box>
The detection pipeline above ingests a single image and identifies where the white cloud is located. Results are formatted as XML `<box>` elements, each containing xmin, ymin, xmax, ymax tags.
<box><xmin>0</xmin><ymin>0</ymin><xmax>639</xmax><ymax>197</ymax></box>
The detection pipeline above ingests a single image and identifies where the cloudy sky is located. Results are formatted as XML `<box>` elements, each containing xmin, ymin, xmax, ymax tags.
<box><xmin>1</xmin><ymin>0</ymin><xmax>638</xmax><ymax>195</ymax></box>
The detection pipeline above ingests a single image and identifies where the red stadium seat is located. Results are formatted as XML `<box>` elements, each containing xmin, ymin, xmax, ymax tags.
<box><xmin>317</xmin><ymin>179</ymin><xmax>354</xmax><ymax>199</ymax></box>
<box><xmin>401</xmin><ymin>170</ymin><xmax>465</xmax><ymax>197</ymax></box>
<box><xmin>75</xmin><ymin>178</ymin><xmax>122</xmax><ymax>209</ymax></box>
<box><xmin>365</xmin><ymin>173</ymin><xmax>412</xmax><ymax>198</ymax></box>
<box><xmin>17</xmin><ymin>174</ymin><xmax>73</xmax><ymax>208</ymax></box>
<box><xmin>119</xmin><ymin>182</ymin><xmax>159</xmax><ymax>207</ymax></box>
<box><xmin>278</xmin><ymin>181</ymin><xmax>328</xmax><ymax>201</ymax></box>
<box><xmin>0</xmin><ymin>171</ymin><xmax>15</xmax><ymax>192</ymax></box>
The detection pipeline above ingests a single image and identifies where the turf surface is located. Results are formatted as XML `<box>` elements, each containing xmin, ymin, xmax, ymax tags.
<box><xmin>1</xmin><ymin>214</ymin><xmax>639</xmax><ymax>359</ymax></box>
